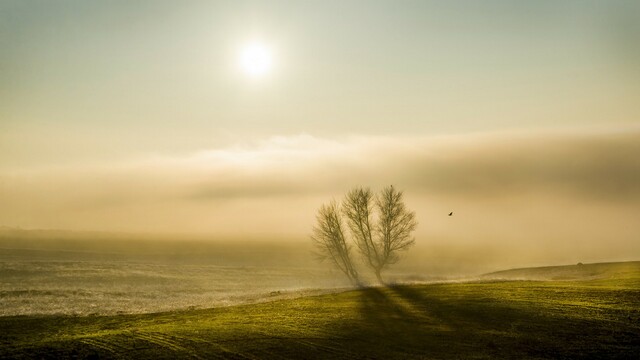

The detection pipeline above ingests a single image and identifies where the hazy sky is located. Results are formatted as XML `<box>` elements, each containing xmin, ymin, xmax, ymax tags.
<box><xmin>1</xmin><ymin>1</ymin><xmax>639</xmax><ymax>265</ymax></box>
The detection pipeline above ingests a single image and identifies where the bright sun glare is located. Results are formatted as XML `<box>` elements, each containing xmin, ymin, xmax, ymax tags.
<box><xmin>239</xmin><ymin>42</ymin><xmax>273</xmax><ymax>77</ymax></box>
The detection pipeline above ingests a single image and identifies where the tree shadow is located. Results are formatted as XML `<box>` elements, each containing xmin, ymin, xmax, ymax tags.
<box><xmin>342</xmin><ymin>284</ymin><xmax>638</xmax><ymax>359</ymax></box>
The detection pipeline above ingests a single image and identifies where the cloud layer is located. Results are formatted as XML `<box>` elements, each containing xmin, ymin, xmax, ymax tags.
<box><xmin>169</xmin><ymin>129</ymin><xmax>640</xmax><ymax>203</ymax></box>
<box><xmin>1</xmin><ymin>129</ymin><xmax>639</xmax><ymax>253</ymax></box>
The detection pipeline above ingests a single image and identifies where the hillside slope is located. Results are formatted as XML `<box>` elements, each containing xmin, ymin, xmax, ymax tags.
<box><xmin>482</xmin><ymin>260</ymin><xmax>640</xmax><ymax>281</ymax></box>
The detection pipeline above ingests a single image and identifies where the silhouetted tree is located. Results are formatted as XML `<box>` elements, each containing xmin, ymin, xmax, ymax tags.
<box><xmin>312</xmin><ymin>186</ymin><xmax>417</xmax><ymax>284</ymax></box>
<box><xmin>311</xmin><ymin>201</ymin><xmax>360</xmax><ymax>285</ymax></box>
<box><xmin>374</xmin><ymin>185</ymin><xmax>418</xmax><ymax>280</ymax></box>
<box><xmin>344</xmin><ymin>185</ymin><xmax>417</xmax><ymax>283</ymax></box>
<box><xmin>343</xmin><ymin>188</ymin><xmax>380</xmax><ymax>280</ymax></box>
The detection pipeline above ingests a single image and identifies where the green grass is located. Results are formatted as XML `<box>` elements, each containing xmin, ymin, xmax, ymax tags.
<box><xmin>1</xmin><ymin>262</ymin><xmax>639</xmax><ymax>359</ymax></box>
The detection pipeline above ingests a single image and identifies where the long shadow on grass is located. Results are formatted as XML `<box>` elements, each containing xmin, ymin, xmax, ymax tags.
<box><xmin>345</xmin><ymin>284</ymin><xmax>639</xmax><ymax>359</ymax></box>
<box><xmin>347</xmin><ymin>286</ymin><xmax>533</xmax><ymax>358</ymax></box>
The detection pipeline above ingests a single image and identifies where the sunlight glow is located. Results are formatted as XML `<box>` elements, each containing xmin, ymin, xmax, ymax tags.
<box><xmin>239</xmin><ymin>42</ymin><xmax>273</xmax><ymax>77</ymax></box>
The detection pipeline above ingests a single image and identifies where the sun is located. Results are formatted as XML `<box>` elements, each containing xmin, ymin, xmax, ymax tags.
<box><xmin>238</xmin><ymin>42</ymin><xmax>273</xmax><ymax>77</ymax></box>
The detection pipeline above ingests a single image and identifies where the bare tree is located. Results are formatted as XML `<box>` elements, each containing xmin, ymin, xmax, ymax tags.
<box><xmin>374</xmin><ymin>185</ymin><xmax>417</xmax><ymax>281</ymax></box>
<box><xmin>311</xmin><ymin>201</ymin><xmax>360</xmax><ymax>285</ymax></box>
<box><xmin>343</xmin><ymin>185</ymin><xmax>417</xmax><ymax>283</ymax></box>
<box><xmin>342</xmin><ymin>188</ymin><xmax>381</xmax><ymax>279</ymax></box>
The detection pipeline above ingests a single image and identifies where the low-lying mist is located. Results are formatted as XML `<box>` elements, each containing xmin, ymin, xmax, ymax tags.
<box><xmin>1</xmin><ymin>227</ymin><xmax>638</xmax><ymax>316</ymax></box>
<box><xmin>2</xmin><ymin>227</ymin><xmax>625</xmax><ymax>277</ymax></box>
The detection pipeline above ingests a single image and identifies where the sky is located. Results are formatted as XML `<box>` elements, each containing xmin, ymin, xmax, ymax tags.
<box><xmin>1</xmin><ymin>1</ymin><xmax>639</xmax><ymax>266</ymax></box>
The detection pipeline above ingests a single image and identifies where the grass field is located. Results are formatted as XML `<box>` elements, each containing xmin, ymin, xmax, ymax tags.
<box><xmin>1</xmin><ymin>261</ymin><xmax>639</xmax><ymax>359</ymax></box>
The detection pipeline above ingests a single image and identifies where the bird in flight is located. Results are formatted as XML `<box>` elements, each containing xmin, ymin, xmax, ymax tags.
<box><xmin>448</xmin><ymin>212</ymin><xmax>453</xmax><ymax>216</ymax></box>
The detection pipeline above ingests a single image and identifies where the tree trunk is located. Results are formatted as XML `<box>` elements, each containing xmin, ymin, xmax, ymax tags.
<box><xmin>349</xmin><ymin>272</ymin><xmax>361</xmax><ymax>287</ymax></box>
<box><xmin>374</xmin><ymin>268</ymin><xmax>384</xmax><ymax>284</ymax></box>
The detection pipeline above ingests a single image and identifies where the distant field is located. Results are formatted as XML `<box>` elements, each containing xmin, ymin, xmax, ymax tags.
<box><xmin>1</xmin><ymin>261</ymin><xmax>638</xmax><ymax>359</ymax></box>
<box><xmin>0</xmin><ymin>246</ymin><xmax>439</xmax><ymax>317</ymax></box>
<box><xmin>0</xmin><ymin>248</ymin><xmax>350</xmax><ymax>316</ymax></box>
<box><xmin>0</xmin><ymin>236</ymin><xmax>450</xmax><ymax>316</ymax></box>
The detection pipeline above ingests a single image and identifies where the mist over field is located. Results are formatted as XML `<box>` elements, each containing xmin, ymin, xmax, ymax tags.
<box><xmin>2</xmin><ymin>129</ymin><xmax>639</xmax><ymax>270</ymax></box>
<box><xmin>1</xmin><ymin>214</ymin><xmax>638</xmax><ymax>317</ymax></box>
<box><xmin>0</xmin><ymin>228</ymin><xmax>452</xmax><ymax>317</ymax></box>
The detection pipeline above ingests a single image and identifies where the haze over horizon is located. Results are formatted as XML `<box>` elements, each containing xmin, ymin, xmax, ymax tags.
<box><xmin>1</xmin><ymin>1</ymin><xmax>639</xmax><ymax>267</ymax></box>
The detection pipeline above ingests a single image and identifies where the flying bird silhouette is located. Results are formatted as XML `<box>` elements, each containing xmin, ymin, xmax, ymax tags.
<box><xmin>448</xmin><ymin>212</ymin><xmax>453</xmax><ymax>216</ymax></box>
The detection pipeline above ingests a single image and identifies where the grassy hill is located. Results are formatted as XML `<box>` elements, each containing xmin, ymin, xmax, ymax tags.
<box><xmin>1</xmin><ymin>261</ymin><xmax>639</xmax><ymax>359</ymax></box>
<box><xmin>482</xmin><ymin>260</ymin><xmax>640</xmax><ymax>282</ymax></box>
